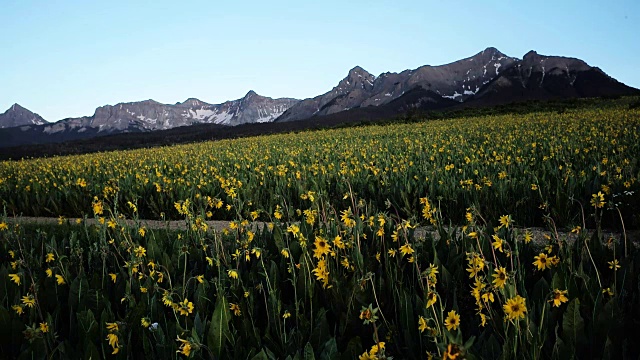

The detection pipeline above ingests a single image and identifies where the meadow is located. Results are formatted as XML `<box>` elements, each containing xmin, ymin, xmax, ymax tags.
<box><xmin>1</xmin><ymin>99</ymin><xmax>639</xmax><ymax>359</ymax></box>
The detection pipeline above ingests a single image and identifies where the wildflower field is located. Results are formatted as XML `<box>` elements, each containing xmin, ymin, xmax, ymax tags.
<box><xmin>1</xmin><ymin>98</ymin><xmax>639</xmax><ymax>359</ymax></box>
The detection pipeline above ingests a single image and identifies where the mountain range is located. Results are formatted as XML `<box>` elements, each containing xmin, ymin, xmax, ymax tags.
<box><xmin>1</xmin><ymin>47</ymin><xmax>638</xmax><ymax>148</ymax></box>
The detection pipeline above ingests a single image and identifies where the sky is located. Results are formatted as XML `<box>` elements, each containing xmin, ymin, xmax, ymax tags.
<box><xmin>1</xmin><ymin>0</ymin><xmax>639</xmax><ymax>122</ymax></box>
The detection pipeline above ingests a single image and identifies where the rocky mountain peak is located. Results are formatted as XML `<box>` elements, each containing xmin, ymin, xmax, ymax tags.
<box><xmin>0</xmin><ymin>103</ymin><xmax>47</xmax><ymax>128</ymax></box>
<box><xmin>520</xmin><ymin>50</ymin><xmax>591</xmax><ymax>73</ymax></box>
<box><xmin>9</xmin><ymin>103</ymin><xmax>24</xmax><ymax>111</ymax></box>
<box><xmin>244</xmin><ymin>90</ymin><xmax>258</xmax><ymax>98</ymax></box>
<box><xmin>180</xmin><ymin>98</ymin><xmax>206</xmax><ymax>107</ymax></box>
<box><xmin>334</xmin><ymin>66</ymin><xmax>375</xmax><ymax>93</ymax></box>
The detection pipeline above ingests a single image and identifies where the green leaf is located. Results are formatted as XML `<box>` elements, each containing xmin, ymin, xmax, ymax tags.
<box><xmin>319</xmin><ymin>338</ymin><xmax>338</xmax><ymax>360</ymax></box>
<box><xmin>194</xmin><ymin>312</ymin><xmax>205</xmax><ymax>340</ymax></box>
<box><xmin>206</xmin><ymin>294</ymin><xmax>231</xmax><ymax>357</ymax></box>
<box><xmin>562</xmin><ymin>298</ymin><xmax>586</xmax><ymax>347</ymax></box>
<box><xmin>273</xmin><ymin>226</ymin><xmax>285</xmax><ymax>251</ymax></box>
<box><xmin>303</xmin><ymin>342</ymin><xmax>315</xmax><ymax>360</ymax></box>
<box><xmin>251</xmin><ymin>349</ymin><xmax>269</xmax><ymax>360</ymax></box>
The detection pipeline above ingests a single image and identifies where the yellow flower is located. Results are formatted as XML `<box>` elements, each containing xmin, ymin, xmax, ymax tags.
<box><xmin>138</xmin><ymin>227</ymin><xmax>146</xmax><ymax>237</ymax></box>
<box><xmin>176</xmin><ymin>336</ymin><xmax>193</xmax><ymax>356</ymax></box>
<box><xmin>399</xmin><ymin>243</ymin><xmax>414</xmax><ymax>257</ymax></box>
<box><xmin>549</xmin><ymin>289</ymin><xmax>569</xmax><ymax>307</ymax></box>
<box><xmin>313</xmin><ymin>236</ymin><xmax>331</xmax><ymax>259</ymax></box>
<box><xmin>444</xmin><ymin>310</ymin><xmax>460</xmax><ymax>331</ymax></box>
<box><xmin>281</xmin><ymin>249</ymin><xmax>290</xmax><ymax>258</ymax></box>
<box><xmin>418</xmin><ymin>316</ymin><xmax>428</xmax><ymax>333</ymax></box>
<box><xmin>45</xmin><ymin>253</ymin><xmax>55</xmax><ymax>263</ymax></box>
<box><xmin>482</xmin><ymin>292</ymin><xmax>494</xmax><ymax>304</ymax></box>
<box><xmin>134</xmin><ymin>246</ymin><xmax>146</xmax><ymax>258</ymax></box>
<box><xmin>93</xmin><ymin>200</ymin><xmax>104</xmax><ymax>215</ymax></box>
<box><xmin>443</xmin><ymin>344</ymin><xmax>462</xmax><ymax>359</ymax></box>
<box><xmin>498</xmin><ymin>215</ymin><xmax>511</xmax><ymax>228</ymax></box>
<box><xmin>56</xmin><ymin>274</ymin><xmax>65</xmax><ymax>285</ymax></box>
<box><xmin>106</xmin><ymin>333</ymin><xmax>120</xmax><ymax>354</ymax></box>
<box><xmin>523</xmin><ymin>231</ymin><xmax>533</xmax><ymax>244</ymax></box>
<box><xmin>39</xmin><ymin>322</ymin><xmax>49</xmax><ymax>333</ymax></box>
<box><xmin>106</xmin><ymin>322</ymin><xmax>119</xmax><ymax>332</ymax></box>
<box><xmin>227</xmin><ymin>269</ymin><xmax>238</xmax><ymax>279</ymax></box>
<box><xmin>177</xmin><ymin>299</ymin><xmax>194</xmax><ymax>316</ymax></box>
<box><xmin>388</xmin><ymin>248</ymin><xmax>397</xmax><ymax>257</ymax></box>
<box><xmin>491</xmin><ymin>234</ymin><xmax>504</xmax><ymax>253</ymax></box>
<box><xmin>426</xmin><ymin>291</ymin><xmax>438</xmax><ymax>308</ymax></box>
<box><xmin>590</xmin><ymin>191</ymin><xmax>606</xmax><ymax>208</ymax></box>
<box><xmin>479</xmin><ymin>312</ymin><xmax>488</xmax><ymax>327</ymax></box>
<box><xmin>283</xmin><ymin>311</ymin><xmax>291</xmax><ymax>319</ymax></box>
<box><xmin>531</xmin><ymin>184</ymin><xmax>539</xmax><ymax>190</ymax></box>
<box><xmin>369</xmin><ymin>342</ymin><xmax>385</xmax><ymax>356</ymax></box>
<box><xmin>196</xmin><ymin>275</ymin><xmax>205</xmax><ymax>284</ymax></box>
<box><xmin>162</xmin><ymin>292</ymin><xmax>174</xmax><ymax>307</ymax></box>
<box><xmin>22</xmin><ymin>294</ymin><xmax>36</xmax><ymax>308</ymax></box>
<box><xmin>12</xmin><ymin>305</ymin><xmax>24</xmax><ymax>315</ymax></box>
<box><xmin>466</xmin><ymin>264</ymin><xmax>481</xmax><ymax>278</ymax></box>
<box><xmin>0</xmin><ymin>222</ymin><xmax>8</xmax><ymax>231</ymax></box>
<box><xmin>45</xmin><ymin>268</ymin><xmax>53</xmax><ymax>277</ymax></box>
<box><xmin>492</xmin><ymin>267</ymin><xmax>508</xmax><ymax>289</ymax></box>
<box><xmin>109</xmin><ymin>273</ymin><xmax>117</xmax><ymax>283</ymax></box>
<box><xmin>503</xmin><ymin>295</ymin><xmax>527</xmax><ymax>320</ymax></box>
<box><xmin>608</xmin><ymin>259</ymin><xmax>621</xmax><ymax>270</ymax></box>
<box><xmin>230</xmin><ymin>303</ymin><xmax>241</xmax><ymax>316</ymax></box>
<box><xmin>206</xmin><ymin>256</ymin><xmax>213</xmax><ymax>266</ymax></box>
<box><xmin>603</xmin><ymin>287</ymin><xmax>614</xmax><ymax>296</ymax></box>
<box><xmin>9</xmin><ymin>273</ymin><xmax>21</xmax><ymax>286</ymax></box>
<box><xmin>312</xmin><ymin>258</ymin><xmax>330</xmax><ymax>289</ymax></box>
<box><xmin>141</xmin><ymin>317</ymin><xmax>151</xmax><ymax>328</ymax></box>
<box><xmin>140</xmin><ymin>287</ymin><xmax>148</xmax><ymax>293</ymax></box>
<box><xmin>465</xmin><ymin>212</ymin><xmax>473</xmax><ymax>223</ymax></box>
<box><xmin>533</xmin><ymin>253</ymin><xmax>549</xmax><ymax>271</ymax></box>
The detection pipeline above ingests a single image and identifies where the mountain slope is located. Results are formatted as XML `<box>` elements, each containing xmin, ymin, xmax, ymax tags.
<box><xmin>0</xmin><ymin>104</ymin><xmax>47</xmax><ymax>128</ymax></box>
<box><xmin>42</xmin><ymin>90</ymin><xmax>298</xmax><ymax>135</ymax></box>
<box><xmin>469</xmin><ymin>51</ymin><xmax>640</xmax><ymax>105</ymax></box>
<box><xmin>276</xmin><ymin>47</ymin><xmax>518</xmax><ymax>122</ymax></box>
<box><xmin>1</xmin><ymin>92</ymin><xmax>298</xmax><ymax>147</ymax></box>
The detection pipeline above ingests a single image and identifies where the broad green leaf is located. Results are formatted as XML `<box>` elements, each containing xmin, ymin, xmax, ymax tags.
<box><xmin>206</xmin><ymin>294</ymin><xmax>231</xmax><ymax>357</ymax></box>
<box><xmin>562</xmin><ymin>298</ymin><xmax>585</xmax><ymax>347</ymax></box>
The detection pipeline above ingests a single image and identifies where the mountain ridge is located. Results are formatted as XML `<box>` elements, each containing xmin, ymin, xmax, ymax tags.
<box><xmin>0</xmin><ymin>103</ymin><xmax>47</xmax><ymax>128</ymax></box>
<box><xmin>2</xmin><ymin>47</ymin><xmax>638</xmax><ymax>148</ymax></box>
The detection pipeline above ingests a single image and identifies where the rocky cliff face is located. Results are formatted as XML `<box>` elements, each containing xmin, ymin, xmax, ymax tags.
<box><xmin>470</xmin><ymin>50</ymin><xmax>640</xmax><ymax>105</ymax></box>
<box><xmin>276</xmin><ymin>47</ymin><xmax>518</xmax><ymax>122</ymax></box>
<box><xmin>0</xmin><ymin>103</ymin><xmax>47</xmax><ymax>128</ymax></box>
<box><xmin>39</xmin><ymin>91</ymin><xmax>299</xmax><ymax>135</ymax></box>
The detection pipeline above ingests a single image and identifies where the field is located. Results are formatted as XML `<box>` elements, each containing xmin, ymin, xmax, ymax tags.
<box><xmin>1</xmin><ymin>99</ymin><xmax>639</xmax><ymax>359</ymax></box>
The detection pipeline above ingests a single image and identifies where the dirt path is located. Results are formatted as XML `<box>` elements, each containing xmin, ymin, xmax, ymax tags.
<box><xmin>6</xmin><ymin>216</ymin><xmax>638</xmax><ymax>249</ymax></box>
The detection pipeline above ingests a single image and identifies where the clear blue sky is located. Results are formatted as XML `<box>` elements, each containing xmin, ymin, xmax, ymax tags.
<box><xmin>1</xmin><ymin>0</ymin><xmax>638</xmax><ymax>122</ymax></box>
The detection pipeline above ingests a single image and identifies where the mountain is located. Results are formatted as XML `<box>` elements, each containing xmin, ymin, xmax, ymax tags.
<box><xmin>2</xmin><ymin>47</ymin><xmax>638</xmax><ymax>149</ymax></box>
<box><xmin>467</xmin><ymin>50</ymin><xmax>640</xmax><ymax>105</ymax></box>
<box><xmin>0</xmin><ymin>91</ymin><xmax>298</xmax><ymax>147</ymax></box>
<box><xmin>0</xmin><ymin>104</ymin><xmax>47</xmax><ymax>128</ymax></box>
<box><xmin>42</xmin><ymin>90</ymin><xmax>298</xmax><ymax>134</ymax></box>
<box><xmin>275</xmin><ymin>48</ymin><xmax>638</xmax><ymax>124</ymax></box>
<box><xmin>276</xmin><ymin>47</ymin><xmax>518</xmax><ymax>122</ymax></box>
